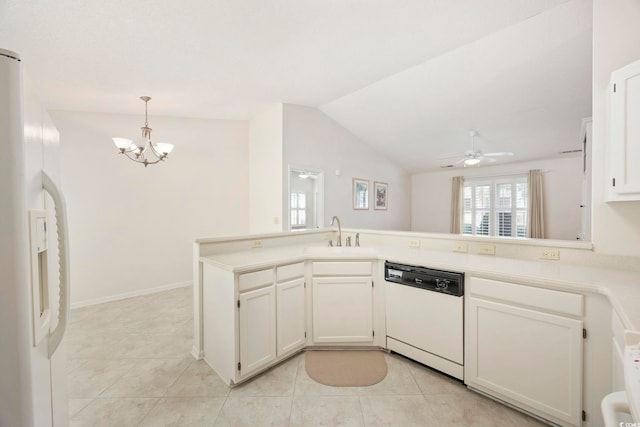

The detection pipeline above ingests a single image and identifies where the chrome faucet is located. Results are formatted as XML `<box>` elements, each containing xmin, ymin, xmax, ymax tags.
<box><xmin>345</xmin><ymin>236</ymin><xmax>351</xmax><ymax>247</ymax></box>
<box><xmin>330</xmin><ymin>216</ymin><xmax>342</xmax><ymax>247</ymax></box>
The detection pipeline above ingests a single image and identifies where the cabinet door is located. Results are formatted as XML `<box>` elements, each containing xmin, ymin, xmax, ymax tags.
<box><xmin>312</xmin><ymin>276</ymin><xmax>373</xmax><ymax>343</ymax></box>
<box><xmin>465</xmin><ymin>297</ymin><xmax>583</xmax><ymax>426</ymax></box>
<box><xmin>239</xmin><ymin>285</ymin><xmax>276</xmax><ymax>377</ymax></box>
<box><xmin>609</xmin><ymin>59</ymin><xmax>640</xmax><ymax>200</ymax></box>
<box><xmin>276</xmin><ymin>278</ymin><xmax>306</xmax><ymax>356</ymax></box>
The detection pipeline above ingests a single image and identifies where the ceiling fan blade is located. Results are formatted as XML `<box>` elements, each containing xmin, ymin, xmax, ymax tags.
<box><xmin>454</xmin><ymin>158</ymin><xmax>467</xmax><ymax>165</ymax></box>
<box><xmin>483</xmin><ymin>152</ymin><xmax>514</xmax><ymax>157</ymax></box>
<box><xmin>438</xmin><ymin>152</ymin><xmax>466</xmax><ymax>160</ymax></box>
<box><xmin>483</xmin><ymin>157</ymin><xmax>497</xmax><ymax>163</ymax></box>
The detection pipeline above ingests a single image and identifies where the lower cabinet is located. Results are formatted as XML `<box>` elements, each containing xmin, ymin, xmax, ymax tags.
<box><xmin>238</xmin><ymin>285</ymin><xmax>276</xmax><ymax>377</ymax></box>
<box><xmin>276</xmin><ymin>278</ymin><xmax>306</xmax><ymax>355</ymax></box>
<box><xmin>312</xmin><ymin>276</ymin><xmax>373</xmax><ymax>343</ymax></box>
<box><xmin>202</xmin><ymin>262</ymin><xmax>306</xmax><ymax>385</ymax></box>
<box><xmin>465</xmin><ymin>277</ymin><xmax>584</xmax><ymax>427</ymax></box>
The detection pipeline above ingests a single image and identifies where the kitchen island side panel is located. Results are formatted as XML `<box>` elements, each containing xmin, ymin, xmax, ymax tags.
<box><xmin>202</xmin><ymin>263</ymin><xmax>237</xmax><ymax>385</ymax></box>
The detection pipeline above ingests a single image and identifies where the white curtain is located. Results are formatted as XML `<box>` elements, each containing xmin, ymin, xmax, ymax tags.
<box><xmin>450</xmin><ymin>176</ymin><xmax>464</xmax><ymax>234</ymax></box>
<box><xmin>528</xmin><ymin>169</ymin><xmax>545</xmax><ymax>239</ymax></box>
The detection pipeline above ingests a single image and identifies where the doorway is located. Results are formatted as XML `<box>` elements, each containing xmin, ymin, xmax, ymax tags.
<box><xmin>287</xmin><ymin>166</ymin><xmax>324</xmax><ymax>231</ymax></box>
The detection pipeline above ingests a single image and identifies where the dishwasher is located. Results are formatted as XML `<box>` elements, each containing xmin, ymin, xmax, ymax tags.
<box><xmin>384</xmin><ymin>261</ymin><xmax>465</xmax><ymax>380</ymax></box>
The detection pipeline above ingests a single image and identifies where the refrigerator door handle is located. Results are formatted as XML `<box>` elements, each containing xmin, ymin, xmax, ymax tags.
<box><xmin>42</xmin><ymin>171</ymin><xmax>70</xmax><ymax>358</ymax></box>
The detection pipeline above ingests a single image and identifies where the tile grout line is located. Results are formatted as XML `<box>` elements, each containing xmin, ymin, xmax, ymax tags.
<box><xmin>287</xmin><ymin>354</ymin><xmax>302</xmax><ymax>427</ymax></box>
<box><xmin>134</xmin><ymin>397</ymin><xmax>162</xmax><ymax>427</ymax></box>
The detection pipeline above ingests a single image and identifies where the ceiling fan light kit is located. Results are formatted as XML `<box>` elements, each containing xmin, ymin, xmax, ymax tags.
<box><xmin>440</xmin><ymin>130</ymin><xmax>513</xmax><ymax>168</ymax></box>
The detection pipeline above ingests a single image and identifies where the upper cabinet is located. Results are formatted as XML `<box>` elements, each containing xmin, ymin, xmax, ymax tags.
<box><xmin>608</xmin><ymin>59</ymin><xmax>640</xmax><ymax>201</ymax></box>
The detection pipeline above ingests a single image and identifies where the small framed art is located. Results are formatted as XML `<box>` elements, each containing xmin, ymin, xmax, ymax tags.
<box><xmin>374</xmin><ymin>181</ymin><xmax>388</xmax><ymax>210</ymax></box>
<box><xmin>352</xmin><ymin>178</ymin><xmax>369</xmax><ymax>210</ymax></box>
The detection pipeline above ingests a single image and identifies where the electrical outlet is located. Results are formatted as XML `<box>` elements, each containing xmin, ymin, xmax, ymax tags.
<box><xmin>540</xmin><ymin>248</ymin><xmax>560</xmax><ymax>260</ymax></box>
<box><xmin>251</xmin><ymin>240</ymin><xmax>263</xmax><ymax>248</ymax></box>
<box><xmin>453</xmin><ymin>243</ymin><xmax>468</xmax><ymax>253</ymax></box>
<box><xmin>478</xmin><ymin>244</ymin><xmax>495</xmax><ymax>255</ymax></box>
<box><xmin>408</xmin><ymin>239</ymin><xmax>421</xmax><ymax>248</ymax></box>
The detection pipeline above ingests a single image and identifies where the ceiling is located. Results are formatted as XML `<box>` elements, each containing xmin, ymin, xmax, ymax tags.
<box><xmin>0</xmin><ymin>0</ymin><xmax>591</xmax><ymax>172</ymax></box>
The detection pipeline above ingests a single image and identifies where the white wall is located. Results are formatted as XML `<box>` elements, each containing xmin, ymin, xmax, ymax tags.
<box><xmin>249</xmin><ymin>104</ymin><xmax>283</xmax><ymax>233</ymax></box>
<box><xmin>591</xmin><ymin>0</ymin><xmax>640</xmax><ymax>256</ymax></box>
<box><xmin>283</xmin><ymin>104</ymin><xmax>411</xmax><ymax>230</ymax></box>
<box><xmin>51</xmin><ymin>111</ymin><xmax>249</xmax><ymax>305</ymax></box>
<box><xmin>411</xmin><ymin>156</ymin><xmax>583</xmax><ymax>240</ymax></box>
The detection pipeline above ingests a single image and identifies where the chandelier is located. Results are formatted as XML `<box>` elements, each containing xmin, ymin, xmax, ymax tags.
<box><xmin>112</xmin><ymin>96</ymin><xmax>174</xmax><ymax>167</ymax></box>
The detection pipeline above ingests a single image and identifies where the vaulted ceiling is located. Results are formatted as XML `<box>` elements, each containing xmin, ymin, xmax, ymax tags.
<box><xmin>0</xmin><ymin>0</ymin><xmax>591</xmax><ymax>172</ymax></box>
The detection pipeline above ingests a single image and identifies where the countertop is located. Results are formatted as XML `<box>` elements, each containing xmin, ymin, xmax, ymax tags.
<box><xmin>200</xmin><ymin>245</ymin><xmax>640</xmax><ymax>330</ymax></box>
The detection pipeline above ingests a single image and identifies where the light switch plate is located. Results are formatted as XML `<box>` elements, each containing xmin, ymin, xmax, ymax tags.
<box><xmin>540</xmin><ymin>248</ymin><xmax>560</xmax><ymax>260</ymax></box>
<box><xmin>251</xmin><ymin>240</ymin><xmax>263</xmax><ymax>248</ymax></box>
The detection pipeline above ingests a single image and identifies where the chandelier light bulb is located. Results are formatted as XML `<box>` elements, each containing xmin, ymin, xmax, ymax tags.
<box><xmin>133</xmin><ymin>136</ymin><xmax>147</xmax><ymax>150</ymax></box>
<box><xmin>112</xmin><ymin>137</ymin><xmax>133</xmax><ymax>150</ymax></box>
<box><xmin>154</xmin><ymin>142</ymin><xmax>174</xmax><ymax>155</ymax></box>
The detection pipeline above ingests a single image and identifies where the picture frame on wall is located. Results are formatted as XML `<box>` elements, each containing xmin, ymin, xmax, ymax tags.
<box><xmin>352</xmin><ymin>178</ymin><xmax>369</xmax><ymax>210</ymax></box>
<box><xmin>374</xmin><ymin>181</ymin><xmax>388</xmax><ymax>210</ymax></box>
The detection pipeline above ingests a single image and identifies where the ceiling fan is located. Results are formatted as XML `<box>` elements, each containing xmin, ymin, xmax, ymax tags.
<box><xmin>440</xmin><ymin>131</ymin><xmax>514</xmax><ymax>167</ymax></box>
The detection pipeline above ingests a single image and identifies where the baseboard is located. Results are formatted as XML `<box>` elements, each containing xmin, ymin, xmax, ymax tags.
<box><xmin>71</xmin><ymin>281</ymin><xmax>192</xmax><ymax>309</ymax></box>
<box><xmin>191</xmin><ymin>345</ymin><xmax>204</xmax><ymax>360</ymax></box>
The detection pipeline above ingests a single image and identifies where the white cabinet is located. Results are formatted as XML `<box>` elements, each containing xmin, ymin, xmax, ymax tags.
<box><xmin>465</xmin><ymin>277</ymin><xmax>584</xmax><ymax>426</ymax></box>
<box><xmin>202</xmin><ymin>261</ymin><xmax>305</xmax><ymax>386</ymax></box>
<box><xmin>608</xmin><ymin>58</ymin><xmax>640</xmax><ymax>201</ymax></box>
<box><xmin>311</xmin><ymin>261</ymin><xmax>374</xmax><ymax>344</ymax></box>
<box><xmin>312</xmin><ymin>276</ymin><xmax>373</xmax><ymax>343</ymax></box>
<box><xmin>239</xmin><ymin>285</ymin><xmax>276</xmax><ymax>376</ymax></box>
<box><xmin>276</xmin><ymin>278</ymin><xmax>306</xmax><ymax>355</ymax></box>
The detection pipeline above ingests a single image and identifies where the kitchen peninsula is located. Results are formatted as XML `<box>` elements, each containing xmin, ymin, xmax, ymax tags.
<box><xmin>192</xmin><ymin>228</ymin><xmax>640</xmax><ymax>427</ymax></box>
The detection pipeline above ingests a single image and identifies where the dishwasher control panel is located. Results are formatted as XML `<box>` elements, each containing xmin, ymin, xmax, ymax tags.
<box><xmin>384</xmin><ymin>261</ymin><xmax>464</xmax><ymax>296</ymax></box>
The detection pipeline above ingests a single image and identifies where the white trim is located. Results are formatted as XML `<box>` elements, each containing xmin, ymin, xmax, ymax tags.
<box><xmin>341</xmin><ymin>228</ymin><xmax>594</xmax><ymax>250</ymax></box>
<box><xmin>71</xmin><ymin>280</ymin><xmax>192</xmax><ymax>309</ymax></box>
<box><xmin>195</xmin><ymin>227</ymin><xmax>594</xmax><ymax>250</ymax></box>
<box><xmin>191</xmin><ymin>345</ymin><xmax>204</xmax><ymax>360</ymax></box>
<box><xmin>195</xmin><ymin>228</ymin><xmax>329</xmax><ymax>244</ymax></box>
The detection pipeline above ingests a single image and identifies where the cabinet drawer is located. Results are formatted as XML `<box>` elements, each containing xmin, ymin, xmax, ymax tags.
<box><xmin>238</xmin><ymin>268</ymin><xmax>274</xmax><ymax>292</ymax></box>
<box><xmin>276</xmin><ymin>262</ymin><xmax>305</xmax><ymax>283</ymax></box>
<box><xmin>469</xmin><ymin>277</ymin><xmax>583</xmax><ymax>317</ymax></box>
<box><xmin>312</xmin><ymin>261</ymin><xmax>372</xmax><ymax>276</ymax></box>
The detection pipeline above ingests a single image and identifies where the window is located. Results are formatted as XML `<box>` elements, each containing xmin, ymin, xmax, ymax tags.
<box><xmin>290</xmin><ymin>192</ymin><xmax>306</xmax><ymax>228</ymax></box>
<box><xmin>463</xmin><ymin>176</ymin><xmax>528</xmax><ymax>237</ymax></box>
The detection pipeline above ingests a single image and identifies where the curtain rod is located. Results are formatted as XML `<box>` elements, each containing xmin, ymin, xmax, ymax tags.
<box><xmin>452</xmin><ymin>169</ymin><xmax>551</xmax><ymax>181</ymax></box>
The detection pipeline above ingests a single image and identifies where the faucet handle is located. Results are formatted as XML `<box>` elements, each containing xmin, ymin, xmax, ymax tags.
<box><xmin>355</xmin><ymin>233</ymin><xmax>360</xmax><ymax>247</ymax></box>
<box><xmin>345</xmin><ymin>236</ymin><xmax>352</xmax><ymax>247</ymax></box>
<box><xmin>328</xmin><ymin>240</ymin><xmax>333</xmax><ymax>247</ymax></box>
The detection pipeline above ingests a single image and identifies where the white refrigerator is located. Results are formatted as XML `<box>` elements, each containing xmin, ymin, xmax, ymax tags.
<box><xmin>0</xmin><ymin>48</ymin><xmax>70</xmax><ymax>426</ymax></box>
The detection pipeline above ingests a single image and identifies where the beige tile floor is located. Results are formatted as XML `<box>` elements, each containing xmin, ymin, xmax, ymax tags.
<box><xmin>67</xmin><ymin>286</ymin><xmax>548</xmax><ymax>426</ymax></box>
